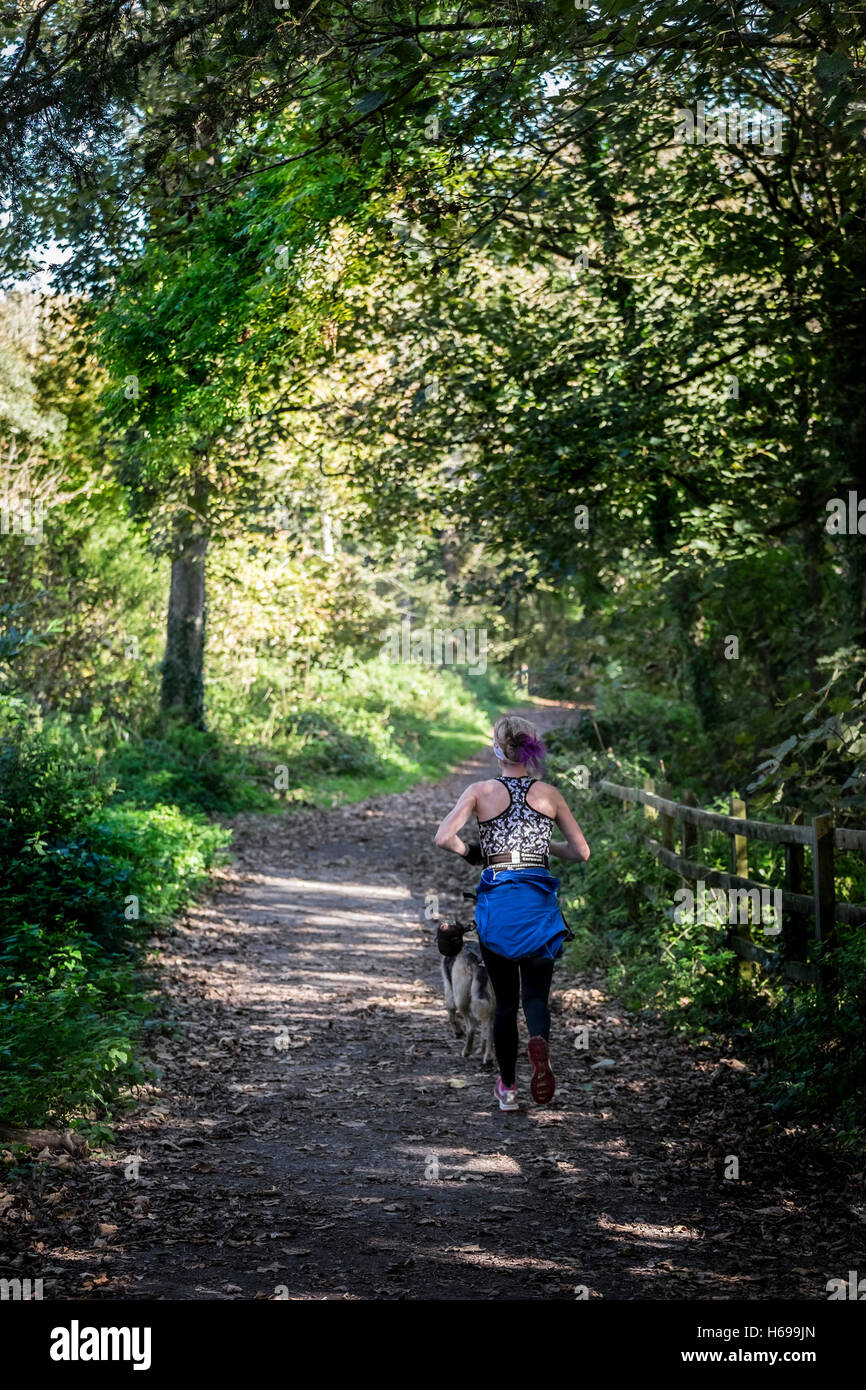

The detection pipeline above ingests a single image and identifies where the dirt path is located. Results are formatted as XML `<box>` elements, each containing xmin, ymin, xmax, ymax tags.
<box><xmin>4</xmin><ymin>705</ymin><xmax>862</xmax><ymax>1301</ymax></box>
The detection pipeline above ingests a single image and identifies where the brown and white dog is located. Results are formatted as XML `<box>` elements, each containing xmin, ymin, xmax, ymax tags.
<box><xmin>441</xmin><ymin>937</ymin><xmax>496</xmax><ymax>1065</ymax></box>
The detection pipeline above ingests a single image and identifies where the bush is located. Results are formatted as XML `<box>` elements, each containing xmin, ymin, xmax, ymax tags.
<box><xmin>107</xmin><ymin>722</ymin><xmax>261</xmax><ymax>815</ymax></box>
<box><xmin>0</xmin><ymin>947</ymin><xmax>152</xmax><ymax>1125</ymax></box>
<box><xmin>751</xmin><ymin>935</ymin><xmax>866</xmax><ymax>1144</ymax></box>
<box><xmin>0</xmin><ymin>724</ymin><xmax>230</xmax><ymax>1126</ymax></box>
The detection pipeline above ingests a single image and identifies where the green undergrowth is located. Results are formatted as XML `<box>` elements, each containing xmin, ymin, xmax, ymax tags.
<box><xmin>0</xmin><ymin>725</ymin><xmax>230</xmax><ymax>1129</ymax></box>
<box><xmin>106</xmin><ymin>659</ymin><xmax>514</xmax><ymax>814</ymax></box>
<box><xmin>545</xmin><ymin>721</ymin><xmax>866</xmax><ymax>1151</ymax></box>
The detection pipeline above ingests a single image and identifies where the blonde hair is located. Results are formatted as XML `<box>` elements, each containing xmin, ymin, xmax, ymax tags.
<box><xmin>494</xmin><ymin>715</ymin><xmax>541</xmax><ymax>765</ymax></box>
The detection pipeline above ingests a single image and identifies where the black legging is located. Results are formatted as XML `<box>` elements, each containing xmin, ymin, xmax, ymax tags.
<box><xmin>479</xmin><ymin>943</ymin><xmax>555</xmax><ymax>1087</ymax></box>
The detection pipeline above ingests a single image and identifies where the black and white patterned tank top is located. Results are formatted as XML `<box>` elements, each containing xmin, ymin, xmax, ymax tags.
<box><xmin>478</xmin><ymin>776</ymin><xmax>554</xmax><ymax>857</ymax></box>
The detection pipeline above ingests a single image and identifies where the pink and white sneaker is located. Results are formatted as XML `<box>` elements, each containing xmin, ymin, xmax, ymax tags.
<box><xmin>494</xmin><ymin>1077</ymin><xmax>519</xmax><ymax>1111</ymax></box>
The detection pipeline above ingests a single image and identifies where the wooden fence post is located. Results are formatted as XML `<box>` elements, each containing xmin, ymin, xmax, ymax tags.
<box><xmin>730</xmin><ymin>796</ymin><xmax>748</xmax><ymax>877</ymax></box>
<box><xmin>730</xmin><ymin>795</ymin><xmax>753</xmax><ymax>981</ymax></box>
<box><xmin>783</xmin><ymin>807</ymin><xmax>808</xmax><ymax>965</ymax></box>
<box><xmin>658</xmin><ymin>782</ymin><xmax>676</xmax><ymax>853</ymax></box>
<box><xmin>812</xmin><ymin>813</ymin><xmax>837</xmax><ymax>991</ymax></box>
<box><xmin>681</xmin><ymin>789</ymin><xmax>698</xmax><ymax>854</ymax></box>
<box><xmin>680</xmin><ymin>789</ymin><xmax>698</xmax><ymax>894</ymax></box>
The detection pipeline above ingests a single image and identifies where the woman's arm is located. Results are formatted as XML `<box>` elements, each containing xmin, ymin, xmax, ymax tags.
<box><xmin>433</xmin><ymin>784</ymin><xmax>479</xmax><ymax>856</ymax></box>
<box><xmin>549</xmin><ymin>789</ymin><xmax>591</xmax><ymax>862</ymax></box>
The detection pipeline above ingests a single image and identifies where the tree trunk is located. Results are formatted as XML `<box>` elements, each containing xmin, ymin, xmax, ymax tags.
<box><xmin>848</xmin><ymin>401</ymin><xmax>866</xmax><ymax>649</ymax></box>
<box><xmin>801</xmin><ymin>518</ymin><xmax>823</xmax><ymax>689</ymax></box>
<box><xmin>670</xmin><ymin>568</ymin><xmax>720</xmax><ymax>730</ymax></box>
<box><xmin>161</xmin><ymin>484</ymin><xmax>209</xmax><ymax>728</ymax></box>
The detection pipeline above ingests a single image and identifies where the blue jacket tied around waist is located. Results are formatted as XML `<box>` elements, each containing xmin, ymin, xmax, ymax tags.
<box><xmin>475</xmin><ymin>866</ymin><xmax>567</xmax><ymax>960</ymax></box>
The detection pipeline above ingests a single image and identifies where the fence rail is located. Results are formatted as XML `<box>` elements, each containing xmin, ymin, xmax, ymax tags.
<box><xmin>597</xmin><ymin>778</ymin><xmax>866</xmax><ymax>988</ymax></box>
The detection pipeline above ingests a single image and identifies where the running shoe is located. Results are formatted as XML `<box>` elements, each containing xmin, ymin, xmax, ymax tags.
<box><xmin>494</xmin><ymin>1077</ymin><xmax>519</xmax><ymax>1111</ymax></box>
<box><xmin>528</xmin><ymin>1036</ymin><xmax>556</xmax><ymax>1104</ymax></box>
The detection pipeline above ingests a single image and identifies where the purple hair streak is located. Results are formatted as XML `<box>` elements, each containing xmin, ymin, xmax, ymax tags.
<box><xmin>515</xmin><ymin>733</ymin><xmax>547</xmax><ymax>769</ymax></box>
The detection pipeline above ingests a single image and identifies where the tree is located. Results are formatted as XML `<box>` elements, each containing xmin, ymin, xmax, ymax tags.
<box><xmin>96</xmin><ymin>134</ymin><xmax>392</xmax><ymax>723</ymax></box>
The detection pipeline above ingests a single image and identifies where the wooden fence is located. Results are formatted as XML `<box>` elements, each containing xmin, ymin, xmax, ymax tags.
<box><xmin>597</xmin><ymin>778</ymin><xmax>866</xmax><ymax>989</ymax></box>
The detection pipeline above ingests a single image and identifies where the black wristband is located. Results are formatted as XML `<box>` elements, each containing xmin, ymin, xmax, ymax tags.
<box><xmin>463</xmin><ymin>842</ymin><xmax>483</xmax><ymax>866</ymax></box>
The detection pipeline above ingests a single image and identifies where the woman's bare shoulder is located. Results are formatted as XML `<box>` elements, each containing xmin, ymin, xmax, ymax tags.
<box><xmin>531</xmin><ymin>778</ymin><xmax>562</xmax><ymax>796</ymax></box>
<box><xmin>460</xmin><ymin>778</ymin><xmax>501</xmax><ymax>799</ymax></box>
<box><xmin>527</xmin><ymin>779</ymin><xmax>564</xmax><ymax>811</ymax></box>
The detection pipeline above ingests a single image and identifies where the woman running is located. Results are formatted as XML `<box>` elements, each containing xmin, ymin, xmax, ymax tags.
<box><xmin>433</xmin><ymin>715</ymin><xmax>590</xmax><ymax>1111</ymax></box>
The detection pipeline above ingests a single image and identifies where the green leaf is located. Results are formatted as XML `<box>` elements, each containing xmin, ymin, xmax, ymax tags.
<box><xmin>356</xmin><ymin>91</ymin><xmax>388</xmax><ymax>115</ymax></box>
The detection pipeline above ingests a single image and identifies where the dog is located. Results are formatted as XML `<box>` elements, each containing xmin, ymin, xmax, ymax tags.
<box><xmin>441</xmin><ymin>936</ymin><xmax>496</xmax><ymax>1066</ymax></box>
